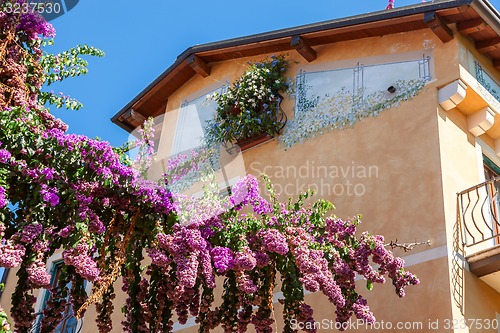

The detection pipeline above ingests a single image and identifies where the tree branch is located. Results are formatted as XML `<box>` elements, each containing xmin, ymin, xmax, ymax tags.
<box><xmin>385</xmin><ymin>239</ymin><xmax>431</xmax><ymax>252</ymax></box>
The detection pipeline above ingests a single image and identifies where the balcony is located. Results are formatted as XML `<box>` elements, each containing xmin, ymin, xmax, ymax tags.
<box><xmin>458</xmin><ymin>178</ymin><xmax>500</xmax><ymax>292</ymax></box>
<box><xmin>438</xmin><ymin>66</ymin><xmax>500</xmax><ymax>154</ymax></box>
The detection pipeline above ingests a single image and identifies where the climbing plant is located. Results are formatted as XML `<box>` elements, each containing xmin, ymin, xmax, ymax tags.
<box><xmin>0</xmin><ymin>2</ymin><xmax>419</xmax><ymax>333</ymax></box>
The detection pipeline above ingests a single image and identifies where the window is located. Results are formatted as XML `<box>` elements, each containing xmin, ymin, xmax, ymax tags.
<box><xmin>166</xmin><ymin>86</ymin><xmax>227</xmax><ymax>194</ymax></box>
<box><xmin>483</xmin><ymin>155</ymin><xmax>500</xmax><ymax>245</ymax></box>
<box><xmin>0</xmin><ymin>267</ymin><xmax>8</xmax><ymax>298</ymax></box>
<box><xmin>484</xmin><ymin>155</ymin><xmax>500</xmax><ymax>180</ymax></box>
<box><xmin>34</xmin><ymin>261</ymin><xmax>82</xmax><ymax>333</ymax></box>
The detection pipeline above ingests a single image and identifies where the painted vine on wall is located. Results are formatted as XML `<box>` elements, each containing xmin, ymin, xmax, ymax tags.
<box><xmin>280</xmin><ymin>78</ymin><xmax>427</xmax><ymax>149</ymax></box>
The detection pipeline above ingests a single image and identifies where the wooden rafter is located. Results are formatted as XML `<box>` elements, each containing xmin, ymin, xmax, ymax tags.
<box><xmin>457</xmin><ymin>18</ymin><xmax>488</xmax><ymax>35</ymax></box>
<box><xmin>476</xmin><ymin>38</ymin><xmax>500</xmax><ymax>54</ymax></box>
<box><xmin>118</xmin><ymin>108</ymin><xmax>146</xmax><ymax>128</ymax></box>
<box><xmin>187</xmin><ymin>54</ymin><xmax>211</xmax><ymax>78</ymax></box>
<box><xmin>291</xmin><ymin>35</ymin><xmax>317</xmax><ymax>62</ymax></box>
<box><xmin>424</xmin><ymin>11</ymin><xmax>453</xmax><ymax>43</ymax></box>
<box><xmin>493</xmin><ymin>59</ymin><xmax>500</xmax><ymax>71</ymax></box>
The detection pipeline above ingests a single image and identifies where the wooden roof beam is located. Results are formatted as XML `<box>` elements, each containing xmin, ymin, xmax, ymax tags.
<box><xmin>291</xmin><ymin>35</ymin><xmax>317</xmax><ymax>62</ymax></box>
<box><xmin>435</xmin><ymin>5</ymin><xmax>469</xmax><ymax>18</ymax></box>
<box><xmin>493</xmin><ymin>59</ymin><xmax>500</xmax><ymax>71</ymax></box>
<box><xmin>424</xmin><ymin>11</ymin><xmax>453</xmax><ymax>43</ymax></box>
<box><xmin>118</xmin><ymin>108</ymin><xmax>146</xmax><ymax>129</ymax></box>
<box><xmin>187</xmin><ymin>54</ymin><xmax>211</xmax><ymax>78</ymax></box>
<box><xmin>476</xmin><ymin>38</ymin><xmax>500</xmax><ymax>54</ymax></box>
<box><xmin>457</xmin><ymin>18</ymin><xmax>488</xmax><ymax>35</ymax></box>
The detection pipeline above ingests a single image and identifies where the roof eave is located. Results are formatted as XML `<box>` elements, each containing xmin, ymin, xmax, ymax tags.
<box><xmin>112</xmin><ymin>0</ymin><xmax>484</xmax><ymax>131</ymax></box>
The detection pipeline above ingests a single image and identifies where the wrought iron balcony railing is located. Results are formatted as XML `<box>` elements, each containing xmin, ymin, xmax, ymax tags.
<box><xmin>458</xmin><ymin>177</ymin><xmax>500</xmax><ymax>249</ymax></box>
<box><xmin>29</xmin><ymin>311</ymin><xmax>82</xmax><ymax>333</ymax></box>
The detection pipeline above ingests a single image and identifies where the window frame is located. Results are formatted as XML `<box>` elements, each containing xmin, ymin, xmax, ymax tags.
<box><xmin>33</xmin><ymin>253</ymin><xmax>90</xmax><ymax>333</ymax></box>
<box><xmin>0</xmin><ymin>267</ymin><xmax>8</xmax><ymax>299</ymax></box>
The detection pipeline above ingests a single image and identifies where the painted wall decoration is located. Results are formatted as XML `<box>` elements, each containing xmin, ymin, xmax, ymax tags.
<box><xmin>171</xmin><ymin>86</ymin><xmax>227</xmax><ymax>156</ymax></box>
<box><xmin>460</xmin><ymin>46</ymin><xmax>500</xmax><ymax>103</ymax></box>
<box><xmin>281</xmin><ymin>56</ymin><xmax>431</xmax><ymax>148</ymax></box>
<box><xmin>164</xmin><ymin>87</ymin><xmax>226</xmax><ymax>193</ymax></box>
<box><xmin>164</xmin><ymin>145</ymin><xmax>220</xmax><ymax>194</ymax></box>
<box><xmin>475</xmin><ymin>62</ymin><xmax>500</xmax><ymax>101</ymax></box>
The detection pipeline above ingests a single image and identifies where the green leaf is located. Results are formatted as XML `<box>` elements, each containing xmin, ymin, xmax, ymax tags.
<box><xmin>366</xmin><ymin>280</ymin><xmax>374</xmax><ymax>291</ymax></box>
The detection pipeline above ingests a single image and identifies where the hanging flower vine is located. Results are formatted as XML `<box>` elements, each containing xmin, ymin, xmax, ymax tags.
<box><xmin>204</xmin><ymin>55</ymin><xmax>291</xmax><ymax>146</ymax></box>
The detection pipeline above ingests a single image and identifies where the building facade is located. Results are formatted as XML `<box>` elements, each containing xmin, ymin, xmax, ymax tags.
<box><xmin>3</xmin><ymin>0</ymin><xmax>500</xmax><ymax>332</ymax></box>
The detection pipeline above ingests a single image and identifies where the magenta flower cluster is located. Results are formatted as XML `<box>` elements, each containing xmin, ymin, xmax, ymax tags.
<box><xmin>19</xmin><ymin>223</ymin><xmax>43</xmax><ymax>244</ymax></box>
<box><xmin>287</xmin><ymin>226</ymin><xmax>345</xmax><ymax>310</ymax></box>
<box><xmin>63</xmin><ymin>241</ymin><xmax>100</xmax><ymax>282</ymax></box>
<box><xmin>17</xmin><ymin>9</ymin><xmax>56</xmax><ymax>39</ymax></box>
<box><xmin>40</xmin><ymin>184</ymin><xmax>60</xmax><ymax>207</ymax></box>
<box><xmin>157</xmin><ymin>228</ymin><xmax>214</xmax><ymax>288</ymax></box>
<box><xmin>26</xmin><ymin>258</ymin><xmax>51</xmax><ymax>288</ymax></box>
<box><xmin>230</xmin><ymin>174</ymin><xmax>272</xmax><ymax>214</ymax></box>
<box><xmin>255</xmin><ymin>229</ymin><xmax>289</xmax><ymax>255</ymax></box>
<box><xmin>0</xmin><ymin>4</ymin><xmax>178</xmax><ymax>332</ymax></box>
<box><xmin>234</xmin><ymin>246</ymin><xmax>256</xmax><ymax>271</ymax></box>
<box><xmin>210</xmin><ymin>246</ymin><xmax>235</xmax><ymax>273</ymax></box>
<box><xmin>0</xmin><ymin>149</ymin><xmax>10</xmax><ymax>163</ymax></box>
<box><xmin>0</xmin><ymin>241</ymin><xmax>25</xmax><ymax>268</ymax></box>
<box><xmin>367</xmin><ymin>234</ymin><xmax>420</xmax><ymax>297</ymax></box>
<box><xmin>0</xmin><ymin>186</ymin><xmax>6</xmax><ymax>209</ymax></box>
<box><xmin>138</xmin><ymin>175</ymin><xmax>420</xmax><ymax>332</ymax></box>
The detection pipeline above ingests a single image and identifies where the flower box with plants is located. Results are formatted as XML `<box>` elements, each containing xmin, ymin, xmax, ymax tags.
<box><xmin>204</xmin><ymin>55</ymin><xmax>291</xmax><ymax>151</ymax></box>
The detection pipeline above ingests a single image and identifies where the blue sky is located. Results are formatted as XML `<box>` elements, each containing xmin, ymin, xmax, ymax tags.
<box><xmin>46</xmin><ymin>0</ymin><xmax>500</xmax><ymax>147</ymax></box>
